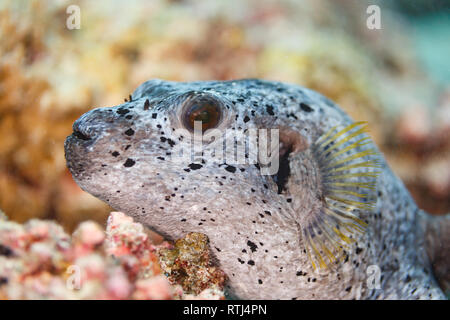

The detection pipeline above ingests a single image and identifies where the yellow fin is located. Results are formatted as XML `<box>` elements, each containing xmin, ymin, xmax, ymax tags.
<box><xmin>300</xmin><ymin>122</ymin><xmax>380</xmax><ymax>271</ymax></box>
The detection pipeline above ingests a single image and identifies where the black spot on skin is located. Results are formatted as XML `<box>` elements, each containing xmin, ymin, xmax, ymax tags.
<box><xmin>247</xmin><ymin>240</ymin><xmax>258</xmax><ymax>252</ymax></box>
<box><xmin>355</xmin><ymin>247</ymin><xmax>363</xmax><ymax>255</ymax></box>
<box><xmin>160</xmin><ymin>137</ymin><xmax>166</xmax><ymax>142</ymax></box>
<box><xmin>264</xmin><ymin>210</ymin><xmax>271</xmax><ymax>216</ymax></box>
<box><xmin>188</xmin><ymin>163</ymin><xmax>203</xmax><ymax>170</ymax></box>
<box><xmin>243</xmin><ymin>116</ymin><xmax>250</xmax><ymax>123</ymax></box>
<box><xmin>405</xmin><ymin>275</ymin><xmax>411</xmax><ymax>283</ymax></box>
<box><xmin>167</xmin><ymin>139</ymin><xmax>175</xmax><ymax>147</ymax></box>
<box><xmin>125</xmin><ymin>145</ymin><xmax>131</xmax><ymax>150</ymax></box>
<box><xmin>157</xmin><ymin>157</ymin><xmax>165</xmax><ymax>161</ymax></box>
<box><xmin>152</xmin><ymin>113</ymin><xmax>157</xmax><ymax>119</ymax></box>
<box><xmin>225</xmin><ymin>165</ymin><xmax>236</xmax><ymax>173</ymax></box>
<box><xmin>345</xmin><ymin>286</ymin><xmax>352</xmax><ymax>292</ymax></box>
<box><xmin>124</xmin><ymin>128</ymin><xmax>135</xmax><ymax>136</ymax></box>
<box><xmin>123</xmin><ymin>158</ymin><xmax>135</xmax><ymax>167</ymax></box>
<box><xmin>258</xmin><ymin>279</ymin><xmax>263</xmax><ymax>284</ymax></box>
<box><xmin>266</xmin><ymin>105</ymin><xmax>274</xmax><ymax>116</ymax></box>
<box><xmin>112</xmin><ymin>151</ymin><xmax>120</xmax><ymax>157</ymax></box>
<box><xmin>237</xmin><ymin>258</ymin><xmax>245</xmax><ymax>264</ymax></box>
<box><xmin>247</xmin><ymin>260</ymin><xmax>255</xmax><ymax>266</ymax></box>
<box><xmin>286</xmin><ymin>198</ymin><xmax>292</xmax><ymax>203</ymax></box>
<box><xmin>300</xmin><ymin>102</ymin><xmax>313</xmax><ymax>112</ymax></box>
<box><xmin>116</xmin><ymin>108</ymin><xmax>130</xmax><ymax>115</ymax></box>
<box><xmin>144</xmin><ymin>99</ymin><xmax>150</xmax><ymax>110</ymax></box>
<box><xmin>215</xmin><ymin>247</ymin><xmax>221</xmax><ymax>252</ymax></box>
<box><xmin>184</xmin><ymin>168</ymin><xmax>191</xmax><ymax>172</ymax></box>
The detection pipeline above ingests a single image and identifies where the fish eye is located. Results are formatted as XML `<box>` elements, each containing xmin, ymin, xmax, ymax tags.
<box><xmin>182</xmin><ymin>97</ymin><xmax>222</xmax><ymax>132</ymax></box>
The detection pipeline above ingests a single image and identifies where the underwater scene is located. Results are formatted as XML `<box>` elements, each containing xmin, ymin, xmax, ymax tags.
<box><xmin>0</xmin><ymin>0</ymin><xmax>448</xmax><ymax>301</ymax></box>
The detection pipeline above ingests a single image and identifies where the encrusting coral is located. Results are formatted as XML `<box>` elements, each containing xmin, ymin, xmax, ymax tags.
<box><xmin>0</xmin><ymin>211</ymin><xmax>225</xmax><ymax>300</ymax></box>
<box><xmin>158</xmin><ymin>232</ymin><xmax>226</xmax><ymax>295</ymax></box>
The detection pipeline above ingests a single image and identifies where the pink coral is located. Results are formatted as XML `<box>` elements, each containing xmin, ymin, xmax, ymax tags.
<box><xmin>0</xmin><ymin>212</ymin><xmax>225</xmax><ymax>300</ymax></box>
<box><xmin>133</xmin><ymin>276</ymin><xmax>175</xmax><ymax>300</ymax></box>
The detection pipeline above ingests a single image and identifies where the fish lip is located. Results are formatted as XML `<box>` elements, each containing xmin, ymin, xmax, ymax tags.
<box><xmin>64</xmin><ymin>133</ymin><xmax>93</xmax><ymax>179</ymax></box>
<box><xmin>71</xmin><ymin>121</ymin><xmax>92</xmax><ymax>141</ymax></box>
<box><xmin>71</xmin><ymin>129</ymin><xmax>91</xmax><ymax>141</ymax></box>
<box><xmin>64</xmin><ymin>122</ymin><xmax>98</xmax><ymax>164</ymax></box>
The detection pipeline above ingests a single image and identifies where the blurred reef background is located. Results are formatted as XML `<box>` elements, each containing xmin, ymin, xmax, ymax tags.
<box><xmin>0</xmin><ymin>0</ymin><xmax>449</xmax><ymax>232</ymax></box>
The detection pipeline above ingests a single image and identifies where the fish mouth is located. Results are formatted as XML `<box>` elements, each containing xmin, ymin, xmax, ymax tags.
<box><xmin>72</xmin><ymin>128</ymin><xmax>91</xmax><ymax>141</ymax></box>
<box><xmin>70</xmin><ymin>121</ymin><xmax>93</xmax><ymax>141</ymax></box>
<box><xmin>65</xmin><ymin>121</ymin><xmax>100</xmax><ymax>154</ymax></box>
<box><xmin>64</xmin><ymin>120</ymin><xmax>99</xmax><ymax>178</ymax></box>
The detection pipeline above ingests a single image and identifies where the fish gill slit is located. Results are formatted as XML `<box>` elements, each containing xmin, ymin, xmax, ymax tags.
<box><xmin>274</xmin><ymin>142</ymin><xmax>292</xmax><ymax>194</ymax></box>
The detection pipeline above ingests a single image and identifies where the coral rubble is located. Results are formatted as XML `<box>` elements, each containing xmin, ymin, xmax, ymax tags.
<box><xmin>0</xmin><ymin>212</ymin><xmax>225</xmax><ymax>300</ymax></box>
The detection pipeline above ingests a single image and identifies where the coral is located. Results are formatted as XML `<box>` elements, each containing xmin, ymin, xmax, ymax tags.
<box><xmin>387</xmin><ymin>95</ymin><xmax>450</xmax><ymax>215</ymax></box>
<box><xmin>0</xmin><ymin>212</ymin><xmax>225</xmax><ymax>300</ymax></box>
<box><xmin>158</xmin><ymin>232</ymin><xmax>227</xmax><ymax>295</ymax></box>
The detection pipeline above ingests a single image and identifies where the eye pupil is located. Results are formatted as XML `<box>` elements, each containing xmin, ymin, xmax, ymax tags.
<box><xmin>184</xmin><ymin>99</ymin><xmax>221</xmax><ymax>132</ymax></box>
<box><xmin>193</xmin><ymin>109</ymin><xmax>211</xmax><ymax>123</ymax></box>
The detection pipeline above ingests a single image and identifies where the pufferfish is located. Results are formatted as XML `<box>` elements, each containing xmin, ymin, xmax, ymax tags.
<box><xmin>64</xmin><ymin>79</ymin><xmax>449</xmax><ymax>299</ymax></box>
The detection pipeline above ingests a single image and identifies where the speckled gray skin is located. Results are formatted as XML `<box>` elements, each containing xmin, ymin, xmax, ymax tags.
<box><xmin>65</xmin><ymin>79</ymin><xmax>448</xmax><ymax>300</ymax></box>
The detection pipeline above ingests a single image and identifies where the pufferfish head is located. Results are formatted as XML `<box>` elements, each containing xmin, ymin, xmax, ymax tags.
<box><xmin>65</xmin><ymin>79</ymin><xmax>381</xmax><ymax>270</ymax></box>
